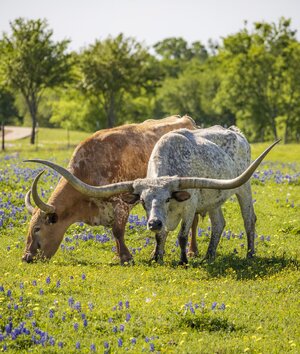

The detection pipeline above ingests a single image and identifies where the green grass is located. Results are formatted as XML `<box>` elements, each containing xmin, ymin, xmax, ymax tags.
<box><xmin>0</xmin><ymin>129</ymin><xmax>299</xmax><ymax>353</ymax></box>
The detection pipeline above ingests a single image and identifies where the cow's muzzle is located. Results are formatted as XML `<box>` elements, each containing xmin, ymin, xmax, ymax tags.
<box><xmin>148</xmin><ymin>218</ymin><xmax>163</xmax><ymax>231</ymax></box>
<box><xmin>22</xmin><ymin>252</ymin><xmax>34</xmax><ymax>263</ymax></box>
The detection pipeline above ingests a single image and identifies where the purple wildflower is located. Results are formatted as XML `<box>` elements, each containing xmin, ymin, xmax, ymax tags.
<box><xmin>91</xmin><ymin>343</ymin><xmax>96</xmax><ymax>351</ymax></box>
<box><xmin>211</xmin><ymin>302</ymin><xmax>217</xmax><ymax>310</ymax></box>
<box><xmin>118</xmin><ymin>338</ymin><xmax>123</xmax><ymax>347</ymax></box>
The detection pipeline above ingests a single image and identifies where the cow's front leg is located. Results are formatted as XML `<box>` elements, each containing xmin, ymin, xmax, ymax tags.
<box><xmin>151</xmin><ymin>230</ymin><xmax>167</xmax><ymax>263</ymax></box>
<box><xmin>112</xmin><ymin>203</ymin><xmax>133</xmax><ymax>265</ymax></box>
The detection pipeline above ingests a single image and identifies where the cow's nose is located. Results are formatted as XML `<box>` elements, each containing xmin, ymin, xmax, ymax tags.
<box><xmin>148</xmin><ymin>219</ymin><xmax>163</xmax><ymax>231</ymax></box>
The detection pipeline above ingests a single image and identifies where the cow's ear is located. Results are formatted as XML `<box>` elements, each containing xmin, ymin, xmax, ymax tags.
<box><xmin>172</xmin><ymin>191</ymin><xmax>191</xmax><ymax>202</ymax></box>
<box><xmin>121</xmin><ymin>193</ymin><xmax>140</xmax><ymax>204</ymax></box>
<box><xmin>46</xmin><ymin>213</ymin><xmax>58</xmax><ymax>224</ymax></box>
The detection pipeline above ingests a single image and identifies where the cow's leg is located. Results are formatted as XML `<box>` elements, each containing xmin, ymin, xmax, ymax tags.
<box><xmin>236</xmin><ymin>183</ymin><xmax>256</xmax><ymax>258</ymax></box>
<box><xmin>112</xmin><ymin>205</ymin><xmax>133</xmax><ymax>265</ymax></box>
<box><xmin>151</xmin><ymin>230</ymin><xmax>168</xmax><ymax>263</ymax></box>
<box><xmin>188</xmin><ymin>214</ymin><xmax>199</xmax><ymax>257</ymax></box>
<box><xmin>204</xmin><ymin>207</ymin><xmax>225</xmax><ymax>261</ymax></box>
<box><xmin>178</xmin><ymin>217</ymin><xmax>195</xmax><ymax>265</ymax></box>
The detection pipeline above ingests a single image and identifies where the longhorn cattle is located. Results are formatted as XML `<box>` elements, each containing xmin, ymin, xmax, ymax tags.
<box><xmin>26</xmin><ymin>126</ymin><xmax>279</xmax><ymax>264</ymax></box>
<box><xmin>22</xmin><ymin>115</ymin><xmax>197</xmax><ymax>264</ymax></box>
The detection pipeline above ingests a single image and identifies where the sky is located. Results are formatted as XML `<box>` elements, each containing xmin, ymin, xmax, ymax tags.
<box><xmin>1</xmin><ymin>0</ymin><xmax>300</xmax><ymax>51</ymax></box>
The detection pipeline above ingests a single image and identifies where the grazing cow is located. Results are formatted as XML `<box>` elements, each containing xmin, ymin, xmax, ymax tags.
<box><xmin>27</xmin><ymin>126</ymin><xmax>279</xmax><ymax>264</ymax></box>
<box><xmin>22</xmin><ymin>116</ymin><xmax>197</xmax><ymax>264</ymax></box>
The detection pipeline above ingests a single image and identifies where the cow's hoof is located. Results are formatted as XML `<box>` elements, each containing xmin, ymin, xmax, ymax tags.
<box><xmin>187</xmin><ymin>250</ymin><xmax>199</xmax><ymax>258</ymax></box>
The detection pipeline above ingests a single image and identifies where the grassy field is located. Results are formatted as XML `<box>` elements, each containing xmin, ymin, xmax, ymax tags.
<box><xmin>0</xmin><ymin>129</ymin><xmax>300</xmax><ymax>353</ymax></box>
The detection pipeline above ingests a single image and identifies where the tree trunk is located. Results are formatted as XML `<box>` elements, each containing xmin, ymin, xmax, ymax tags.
<box><xmin>107</xmin><ymin>94</ymin><xmax>116</xmax><ymax>128</ymax></box>
<box><xmin>270</xmin><ymin>116</ymin><xmax>278</xmax><ymax>141</ymax></box>
<box><xmin>284</xmin><ymin>116</ymin><xmax>290</xmax><ymax>144</ymax></box>
<box><xmin>1</xmin><ymin>123</ymin><xmax>5</xmax><ymax>151</ymax></box>
<box><xmin>25</xmin><ymin>95</ymin><xmax>38</xmax><ymax>144</ymax></box>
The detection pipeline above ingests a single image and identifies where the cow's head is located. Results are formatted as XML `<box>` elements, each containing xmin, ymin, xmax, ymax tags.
<box><xmin>121</xmin><ymin>178</ymin><xmax>191</xmax><ymax>232</ymax></box>
<box><xmin>22</xmin><ymin>172</ymin><xmax>71</xmax><ymax>262</ymax></box>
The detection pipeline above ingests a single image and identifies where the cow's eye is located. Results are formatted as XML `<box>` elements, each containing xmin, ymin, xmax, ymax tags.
<box><xmin>166</xmin><ymin>198</ymin><xmax>170</xmax><ymax>203</ymax></box>
<box><xmin>34</xmin><ymin>226</ymin><xmax>41</xmax><ymax>233</ymax></box>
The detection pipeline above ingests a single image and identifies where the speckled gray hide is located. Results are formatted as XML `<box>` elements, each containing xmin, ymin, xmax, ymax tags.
<box><xmin>132</xmin><ymin>126</ymin><xmax>256</xmax><ymax>263</ymax></box>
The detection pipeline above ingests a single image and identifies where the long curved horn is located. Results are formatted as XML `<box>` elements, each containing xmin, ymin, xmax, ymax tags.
<box><xmin>25</xmin><ymin>190</ymin><xmax>35</xmax><ymax>215</ymax></box>
<box><xmin>176</xmin><ymin>140</ymin><xmax>280</xmax><ymax>190</ymax></box>
<box><xmin>24</xmin><ymin>160</ymin><xmax>134</xmax><ymax>198</ymax></box>
<box><xmin>31</xmin><ymin>171</ymin><xmax>55</xmax><ymax>213</ymax></box>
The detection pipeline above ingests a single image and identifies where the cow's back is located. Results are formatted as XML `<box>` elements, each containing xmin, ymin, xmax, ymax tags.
<box><xmin>147</xmin><ymin>126</ymin><xmax>251</xmax><ymax>179</ymax></box>
<box><xmin>68</xmin><ymin>116</ymin><xmax>197</xmax><ymax>185</ymax></box>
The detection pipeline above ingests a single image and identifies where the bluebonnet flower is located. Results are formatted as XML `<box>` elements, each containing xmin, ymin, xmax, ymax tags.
<box><xmin>131</xmin><ymin>338</ymin><xmax>137</xmax><ymax>345</ymax></box>
<box><xmin>7</xmin><ymin>289</ymin><xmax>11</xmax><ymax>297</ymax></box>
<box><xmin>112</xmin><ymin>326</ymin><xmax>118</xmax><ymax>333</ymax></box>
<box><xmin>104</xmin><ymin>342</ymin><xmax>109</xmax><ymax>349</ymax></box>
<box><xmin>76</xmin><ymin>342</ymin><xmax>80</xmax><ymax>349</ymax></box>
<box><xmin>39</xmin><ymin>289</ymin><xmax>44</xmax><ymax>295</ymax></box>
<box><xmin>83</xmin><ymin>319</ymin><xmax>88</xmax><ymax>327</ymax></box>
<box><xmin>125</xmin><ymin>300</ymin><xmax>130</xmax><ymax>309</ymax></box>
<box><xmin>118</xmin><ymin>338</ymin><xmax>123</xmax><ymax>347</ymax></box>
<box><xmin>91</xmin><ymin>343</ymin><xmax>96</xmax><ymax>351</ymax></box>
<box><xmin>0</xmin><ymin>285</ymin><xmax>4</xmax><ymax>292</ymax></box>
<box><xmin>211</xmin><ymin>302</ymin><xmax>217</xmax><ymax>310</ymax></box>
<box><xmin>20</xmin><ymin>282</ymin><xmax>24</xmax><ymax>289</ymax></box>
<box><xmin>58</xmin><ymin>341</ymin><xmax>63</xmax><ymax>348</ymax></box>
<box><xmin>150</xmin><ymin>343</ymin><xmax>155</xmax><ymax>352</ymax></box>
<box><xmin>145</xmin><ymin>337</ymin><xmax>150</xmax><ymax>343</ymax></box>
<box><xmin>88</xmin><ymin>302</ymin><xmax>94</xmax><ymax>311</ymax></box>
<box><xmin>219</xmin><ymin>303</ymin><xmax>226</xmax><ymax>310</ymax></box>
<box><xmin>74</xmin><ymin>323</ymin><xmax>79</xmax><ymax>331</ymax></box>
<box><xmin>74</xmin><ymin>302</ymin><xmax>81</xmax><ymax>312</ymax></box>
<box><xmin>81</xmin><ymin>273</ymin><xmax>86</xmax><ymax>280</ymax></box>
<box><xmin>120</xmin><ymin>324</ymin><xmax>125</xmax><ymax>332</ymax></box>
<box><xmin>118</xmin><ymin>301</ymin><xmax>123</xmax><ymax>310</ymax></box>
<box><xmin>126</xmin><ymin>313</ymin><xmax>131</xmax><ymax>322</ymax></box>
<box><xmin>108</xmin><ymin>317</ymin><xmax>113</xmax><ymax>323</ymax></box>
<box><xmin>56</xmin><ymin>280</ymin><xmax>61</xmax><ymax>288</ymax></box>
<box><xmin>68</xmin><ymin>297</ymin><xmax>74</xmax><ymax>306</ymax></box>
<box><xmin>46</xmin><ymin>276</ymin><xmax>50</xmax><ymax>284</ymax></box>
<box><xmin>32</xmin><ymin>280</ymin><xmax>37</xmax><ymax>286</ymax></box>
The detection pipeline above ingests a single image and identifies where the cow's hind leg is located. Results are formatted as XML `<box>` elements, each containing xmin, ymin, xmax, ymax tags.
<box><xmin>188</xmin><ymin>214</ymin><xmax>199</xmax><ymax>257</ymax></box>
<box><xmin>178</xmin><ymin>216</ymin><xmax>195</xmax><ymax>265</ymax></box>
<box><xmin>204</xmin><ymin>207</ymin><xmax>225</xmax><ymax>261</ymax></box>
<box><xmin>236</xmin><ymin>183</ymin><xmax>256</xmax><ymax>258</ymax></box>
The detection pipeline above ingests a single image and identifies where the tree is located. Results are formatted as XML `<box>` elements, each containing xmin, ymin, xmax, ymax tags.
<box><xmin>0</xmin><ymin>18</ymin><xmax>72</xmax><ymax>144</ymax></box>
<box><xmin>154</xmin><ymin>37</ymin><xmax>208</xmax><ymax>77</ymax></box>
<box><xmin>79</xmin><ymin>34</ymin><xmax>163</xmax><ymax>128</ymax></box>
<box><xmin>214</xmin><ymin>18</ymin><xmax>298</xmax><ymax>142</ymax></box>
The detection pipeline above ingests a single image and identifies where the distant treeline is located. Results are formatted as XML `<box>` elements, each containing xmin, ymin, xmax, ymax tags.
<box><xmin>0</xmin><ymin>17</ymin><xmax>299</xmax><ymax>144</ymax></box>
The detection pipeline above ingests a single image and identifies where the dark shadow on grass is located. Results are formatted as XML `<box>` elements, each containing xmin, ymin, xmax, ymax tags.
<box><xmin>190</xmin><ymin>254</ymin><xmax>300</xmax><ymax>280</ymax></box>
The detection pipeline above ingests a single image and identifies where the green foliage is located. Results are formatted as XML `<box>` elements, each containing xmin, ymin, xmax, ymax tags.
<box><xmin>79</xmin><ymin>33</ymin><xmax>163</xmax><ymax>127</ymax></box>
<box><xmin>0</xmin><ymin>18</ymin><xmax>72</xmax><ymax>143</ymax></box>
<box><xmin>0</xmin><ymin>130</ymin><xmax>299</xmax><ymax>352</ymax></box>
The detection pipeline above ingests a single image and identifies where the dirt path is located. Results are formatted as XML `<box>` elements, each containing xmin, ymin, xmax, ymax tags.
<box><xmin>2</xmin><ymin>126</ymin><xmax>32</xmax><ymax>141</ymax></box>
